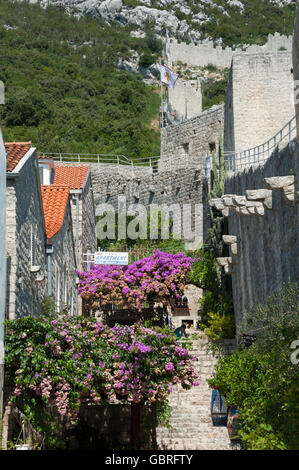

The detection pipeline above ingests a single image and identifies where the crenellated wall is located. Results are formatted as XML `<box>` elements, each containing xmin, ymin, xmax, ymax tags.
<box><xmin>166</xmin><ymin>33</ymin><xmax>293</xmax><ymax>69</ymax></box>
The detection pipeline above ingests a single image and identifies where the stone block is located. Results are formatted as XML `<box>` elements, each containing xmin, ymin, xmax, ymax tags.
<box><xmin>246</xmin><ymin>189</ymin><xmax>272</xmax><ymax>200</ymax></box>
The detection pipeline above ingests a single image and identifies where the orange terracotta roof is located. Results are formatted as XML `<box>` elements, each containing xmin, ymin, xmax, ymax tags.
<box><xmin>5</xmin><ymin>141</ymin><xmax>32</xmax><ymax>172</ymax></box>
<box><xmin>53</xmin><ymin>164</ymin><xmax>89</xmax><ymax>190</ymax></box>
<box><xmin>41</xmin><ymin>186</ymin><xmax>70</xmax><ymax>240</ymax></box>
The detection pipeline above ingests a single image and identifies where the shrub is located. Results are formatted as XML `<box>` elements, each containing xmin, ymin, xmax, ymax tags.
<box><xmin>208</xmin><ymin>282</ymin><xmax>299</xmax><ymax>450</ymax></box>
<box><xmin>139</xmin><ymin>52</ymin><xmax>155</xmax><ymax>68</ymax></box>
<box><xmin>204</xmin><ymin>311</ymin><xmax>235</xmax><ymax>341</ymax></box>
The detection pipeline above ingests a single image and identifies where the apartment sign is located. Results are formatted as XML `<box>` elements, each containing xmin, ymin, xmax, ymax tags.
<box><xmin>94</xmin><ymin>251</ymin><xmax>129</xmax><ymax>266</ymax></box>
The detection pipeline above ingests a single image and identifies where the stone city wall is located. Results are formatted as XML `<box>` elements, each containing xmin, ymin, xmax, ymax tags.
<box><xmin>90</xmin><ymin>163</ymin><xmax>210</xmax><ymax>249</ymax></box>
<box><xmin>224</xmin><ymin>51</ymin><xmax>295</xmax><ymax>153</ymax></box>
<box><xmin>214</xmin><ymin>140</ymin><xmax>299</xmax><ymax>328</ymax></box>
<box><xmin>160</xmin><ymin>104</ymin><xmax>224</xmax><ymax>167</ymax></box>
<box><xmin>292</xmin><ymin>1</ymin><xmax>299</xmax><ymax>142</ymax></box>
<box><xmin>166</xmin><ymin>33</ymin><xmax>293</xmax><ymax>69</ymax></box>
<box><xmin>167</xmin><ymin>77</ymin><xmax>202</xmax><ymax>122</ymax></box>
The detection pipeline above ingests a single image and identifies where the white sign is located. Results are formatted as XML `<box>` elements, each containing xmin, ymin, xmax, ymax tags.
<box><xmin>94</xmin><ymin>251</ymin><xmax>129</xmax><ymax>266</ymax></box>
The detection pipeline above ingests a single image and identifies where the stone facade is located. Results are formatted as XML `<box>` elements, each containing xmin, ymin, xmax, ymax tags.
<box><xmin>46</xmin><ymin>199</ymin><xmax>77</xmax><ymax>315</ymax></box>
<box><xmin>224</xmin><ymin>52</ymin><xmax>295</xmax><ymax>154</ymax></box>
<box><xmin>69</xmin><ymin>170</ymin><xmax>97</xmax><ymax>313</ymax></box>
<box><xmin>78</xmin><ymin>170</ymin><xmax>97</xmax><ymax>268</ymax></box>
<box><xmin>161</xmin><ymin>104</ymin><xmax>224</xmax><ymax>166</ymax></box>
<box><xmin>213</xmin><ymin>139</ymin><xmax>299</xmax><ymax>328</ymax></box>
<box><xmin>6</xmin><ymin>148</ymin><xmax>48</xmax><ymax>320</ymax></box>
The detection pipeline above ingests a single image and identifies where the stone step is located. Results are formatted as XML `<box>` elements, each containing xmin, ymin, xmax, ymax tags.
<box><xmin>156</xmin><ymin>334</ymin><xmax>234</xmax><ymax>451</ymax></box>
<box><xmin>158</xmin><ymin>440</ymin><xmax>232</xmax><ymax>450</ymax></box>
<box><xmin>157</xmin><ymin>429</ymin><xmax>228</xmax><ymax>441</ymax></box>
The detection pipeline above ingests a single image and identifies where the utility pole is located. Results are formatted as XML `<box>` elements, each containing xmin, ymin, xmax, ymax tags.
<box><xmin>0</xmin><ymin>125</ymin><xmax>6</xmax><ymax>418</ymax></box>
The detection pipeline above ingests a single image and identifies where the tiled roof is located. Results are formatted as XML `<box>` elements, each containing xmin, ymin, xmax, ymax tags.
<box><xmin>5</xmin><ymin>141</ymin><xmax>32</xmax><ymax>172</ymax></box>
<box><xmin>53</xmin><ymin>164</ymin><xmax>89</xmax><ymax>190</ymax></box>
<box><xmin>41</xmin><ymin>186</ymin><xmax>70</xmax><ymax>240</ymax></box>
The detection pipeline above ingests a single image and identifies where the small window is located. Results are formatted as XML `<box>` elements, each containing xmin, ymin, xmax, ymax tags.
<box><xmin>209</xmin><ymin>142</ymin><xmax>216</xmax><ymax>152</ymax></box>
<box><xmin>182</xmin><ymin>143</ymin><xmax>189</xmax><ymax>155</ymax></box>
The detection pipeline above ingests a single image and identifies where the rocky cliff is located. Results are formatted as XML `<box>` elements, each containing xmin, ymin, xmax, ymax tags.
<box><xmin>27</xmin><ymin>1</ymin><xmax>296</xmax><ymax>46</ymax></box>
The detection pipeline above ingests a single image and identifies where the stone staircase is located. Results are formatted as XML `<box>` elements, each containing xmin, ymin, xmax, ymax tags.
<box><xmin>156</xmin><ymin>332</ymin><xmax>235</xmax><ymax>450</ymax></box>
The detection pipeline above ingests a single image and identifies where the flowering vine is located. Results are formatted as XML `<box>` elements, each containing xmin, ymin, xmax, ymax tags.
<box><xmin>77</xmin><ymin>250</ymin><xmax>196</xmax><ymax>311</ymax></box>
<box><xmin>5</xmin><ymin>314</ymin><xmax>199</xmax><ymax>448</ymax></box>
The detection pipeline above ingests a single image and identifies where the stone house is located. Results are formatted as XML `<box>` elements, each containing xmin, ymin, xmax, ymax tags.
<box><xmin>5</xmin><ymin>142</ymin><xmax>80</xmax><ymax>319</ymax></box>
<box><xmin>52</xmin><ymin>163</ymin><xmax>97</xmax><ymax>273</ymax></box>
<box><xmin>39</xmin><ymin>160</ymin><xmax>97</xmax><ymax>313</ymax></box>
<box><xmin>41</xmin><ymin>185</ymin><xmax>77</xmax><ymax>315</ymax></box>
<box><xmin>5</xmin><ymin>142</ymin><xmax>48</xmax><ymax>319</ymax></box>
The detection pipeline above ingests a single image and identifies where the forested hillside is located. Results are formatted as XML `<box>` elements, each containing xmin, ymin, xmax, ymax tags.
<box><xmin>0</xmin><ymin>1</ymin><xmax>161</xmax><ymax>157</ymax></box>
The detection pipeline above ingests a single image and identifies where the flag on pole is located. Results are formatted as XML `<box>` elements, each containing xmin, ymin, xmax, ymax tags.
<box><xmin>160</xmin><ymin>64</ymin><xmax>179</xmax><ymax>89</ymax></box>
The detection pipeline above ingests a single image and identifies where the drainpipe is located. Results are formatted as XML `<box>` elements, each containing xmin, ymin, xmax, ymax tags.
<box><xmin>46</xmin><ymin>245</ymin><xmax>54</xmax><ymax>298</ymax></box>
<box><xmin>0</xmin><ymin>125</ymin><xmax>6</xmax><ymax>417</ymax></box>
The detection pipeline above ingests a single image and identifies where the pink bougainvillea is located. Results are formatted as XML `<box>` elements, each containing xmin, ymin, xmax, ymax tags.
<box><xmin>5</xmin><ymin>315</ymin><xmax>199</xmax><ymax>420</ymax></box>
<box><xmin>77</xmin><ymin>250</ymin><xmax>196</xmax><ymax>310</ymax></box>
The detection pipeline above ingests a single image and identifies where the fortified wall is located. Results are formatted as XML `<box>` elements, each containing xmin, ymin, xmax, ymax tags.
<box><xmin>160</xmin><ymin>104</ymin><xmax>224</xmax><ymax>165</ymax></box>
<box><xmin>167</xmin><ymin>77</ymin><xmax>202</xmax><ymax>122</ymax></box>
<box><xmin>166</xmin><ymin>33</ymin><xmax>293</xmax><ymax>69</ymax></box>
<box><xmin>90</xmin><ymin>162</ymin><xmax>210</xmax><ymax>250</ymax></box>
<box><xmin>211</xmin><ymin>140</ymin><xmax>299</xmax><ymax>328</ymax></box>
<box><xmin>224</xmin><ymin>51</ymin><xmax>295</xmax><ymax>153</ymax></box>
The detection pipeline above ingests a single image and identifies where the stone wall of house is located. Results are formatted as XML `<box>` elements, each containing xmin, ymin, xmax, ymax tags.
<box><xmin>81</xmin><ymin>171</ymin><xmax>97</xmax><ymax>261</ymax></box>
<box><xmin>50</xmin><ymin>201</ymin><xmax>77</xmax><ymax>315</ymax></box>
<box><xmin>224</xmin><ymin>52</ymin><xmax>295</xmax><ymax>154</ymax></box>
<box><xmin>6</xmin><ymin>151</ymin><xmax>48</xmax><ymax>320</ymax></box>
<box><xmin>160</xmin><ymin>105</ymin><xmax>224</xmax><ymax>167</ymax></box>
<box><xmin>216</xmin><ymin>139</ymin><xmax>299</xmax><ymax>328</ymax></box>
<box><xmin>68</xmin><ymin>171</ymin><xmax>96</xmax><ymax>273</ymax></box>
<box><xmin>90</xmin><ymin>163</ymin><xmax>210</xmax><ymax>250</ymax></box>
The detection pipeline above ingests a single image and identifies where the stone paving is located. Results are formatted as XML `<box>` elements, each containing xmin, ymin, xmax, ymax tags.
<box><xmin>156</xmin><ymin>332</ymin><xmax>235</xmax><ymax>450</ymax></box>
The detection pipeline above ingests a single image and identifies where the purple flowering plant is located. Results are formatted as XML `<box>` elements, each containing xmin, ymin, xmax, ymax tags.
<box><xmin>77</xmin><ymin>250</ymin><xmax>196</xmax><ymax>311</ymax></box>
<box><xmin>5</xmin><ymin>313</ymin><xmax>199</xmax><ymax>446</ymax></box>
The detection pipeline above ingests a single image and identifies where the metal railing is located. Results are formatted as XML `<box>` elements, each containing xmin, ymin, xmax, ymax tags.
<box><xmin>223</xmin><ymin>115</ymin><xmax>297</xmax><ymax>172</ymax></box>
<box><xmin>39</xmin><ymin>152</ymin><xmax>161</xmax><ymax>168</ymax></box>
<box><xmin>39</xmin><ymin>152</ymin><xmax>204</xmax><ymax>172</ymax></box>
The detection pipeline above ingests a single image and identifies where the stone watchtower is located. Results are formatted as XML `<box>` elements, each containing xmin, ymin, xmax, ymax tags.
<box><xmin>224</xmin><ymin>51</ymin><xmax>295</xmax><ymax>155</ymax></box>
